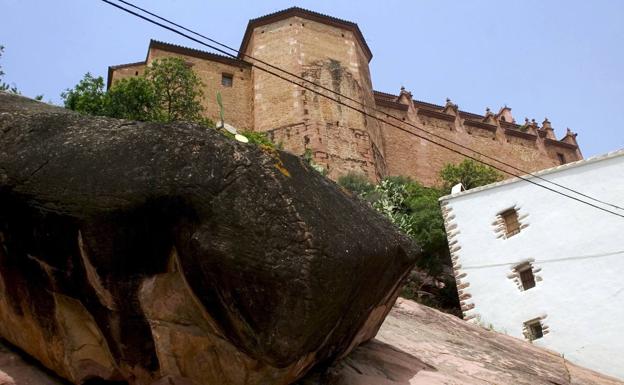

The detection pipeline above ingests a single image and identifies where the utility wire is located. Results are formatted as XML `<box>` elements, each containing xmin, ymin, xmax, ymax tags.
<box><xmin>101</xmin><ymin>0</ymin><xmax>624</xmax><ymax>219</ymax></box>
<box><xmin>462</xmin><ymin>249</ymin><xmax>624</xmax><ymax>270</ymax></box>
<box><xmin>110</xmin><ymin>0</ymin><xmax>624</xmax><ymax>213</ymax></box>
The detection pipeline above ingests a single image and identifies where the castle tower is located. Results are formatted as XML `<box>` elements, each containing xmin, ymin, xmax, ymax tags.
<box><xmin>240</xmin><ymin>8</ymin><xmax>386</xmax><ymax>180</ymax></box>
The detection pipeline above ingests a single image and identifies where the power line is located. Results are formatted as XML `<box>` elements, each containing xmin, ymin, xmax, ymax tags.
<box><xmin>109</xmin><ymin>0</ymin><xmax>624</xmax><ymax>214</ymax></box>
<box><xmin>462</xmin><ymin>249</ymin><xmax>624</xmax><ymax>270</ymax></box>
<box><xmin>100</xmin><ymin>0</ymin><xmax>624</xmax><ymax>219</ymax></box>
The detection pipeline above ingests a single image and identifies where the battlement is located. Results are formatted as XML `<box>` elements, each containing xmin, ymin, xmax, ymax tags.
<box><xmin>374</xmin><ymin>88</ymin><xmax>582</xmax><ymax>185</ymax></box>
<box><xmin>373</xmin><ymin>90</ymin><xmax>581</xmax><ymax>152</ymax></box>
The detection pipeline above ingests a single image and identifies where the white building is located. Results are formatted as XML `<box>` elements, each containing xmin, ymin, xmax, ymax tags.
<box><xmin>439</xmin><ymin>149</ymin><xmax>624</xmax><ymax>380</ymax></box>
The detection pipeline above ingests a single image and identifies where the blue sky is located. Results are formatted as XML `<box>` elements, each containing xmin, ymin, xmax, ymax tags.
<box><xmin>1</xmin><ymin>0</ymin><xmax>623</xmax><ymax>157</ymax></box>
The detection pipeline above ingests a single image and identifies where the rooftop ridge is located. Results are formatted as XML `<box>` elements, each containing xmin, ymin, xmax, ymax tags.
<box><xmin>248</xmin><ymin>6</ymin><xmax>360</xmax><ymax>29</ymax></box>
<box><xmin>439</xmin><ymin>148</ymin><xmax>624</xmax><ymax>201</ymax></box>
<box><xmin>374</xmin><ymin>90</ymin><xmax>522</xmax><ymax>128</ymax></box>
<box><xmin>148</xmin><ymin>39</ymin><xmax>251</xmax><ymax>66</ymax></box>
<box><xmin>239</xmin><ymin>7</ymin><xmax>372</xmax><ymax>62</ymax></box>
<box><xmin>108</xmin><ymin>60</ymin><xmax>146</xmax><ymax>70</ymax></box>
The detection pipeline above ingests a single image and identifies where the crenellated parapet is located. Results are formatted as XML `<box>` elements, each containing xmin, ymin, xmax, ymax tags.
<box><xmin>374</xmin><ymin>88</ymin><xmax>583</xmax><ymax>184</ymax></box>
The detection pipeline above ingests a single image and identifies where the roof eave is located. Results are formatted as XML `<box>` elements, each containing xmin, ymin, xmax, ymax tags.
<box><xmin>238</xmin><ymin>7</ymin><xmax>372</xmax><ymax>62</ymax></box>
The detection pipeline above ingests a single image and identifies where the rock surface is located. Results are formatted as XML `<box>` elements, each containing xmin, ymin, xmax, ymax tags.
<box><xmin>0</xmin><ymin>341</ymin><xmax>66</xmax><ymax>385</ymax></box>
<box><xmin>2</xmin><ymin>298</ymin><xmax>621</xmax><ymax>385</ymax></box>
<box><xmin>301</xmin><ymin>298</ymin><xmax>624</xmax><ymax>385</ymax></box>
<box><xmin>0</xmin><ymin>93</ymin><xmax>419</xmax><ymax>385</ymax></box>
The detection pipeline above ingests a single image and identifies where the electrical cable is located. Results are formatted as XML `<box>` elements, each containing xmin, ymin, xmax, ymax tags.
<box><xmin>462</xmin><ymin>249</ymin><xmax>624</xmax><ymax>270</ymax></box>
<box><xmin>100</xmin><ymin>0</ymin><xmax>624</xmax><ymax>219</ymax></box>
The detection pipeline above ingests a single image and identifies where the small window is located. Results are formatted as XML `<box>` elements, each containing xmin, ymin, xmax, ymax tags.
<box><xmin>221</xmin><ymin>73</ymin><xmax>233</xmax><ymax>87</ymax></box>
<box><xmin>500</xmin><ymin>208</ymin><xmax>520</xmax><ymax>237</ymax></box>
<box><xmin>519</xmin><ymin>267</ymin><xmax>536</xmax><ymax>290</ymax></box>
<box><xmin>525</xmin><ymin>319</ymin><xmax>544</xmax><ymax>341</ymax></box>
<box><xmin>557</xmin><ymin>153</ymin><xmax>566</xmax><ymax>165</ymax></box>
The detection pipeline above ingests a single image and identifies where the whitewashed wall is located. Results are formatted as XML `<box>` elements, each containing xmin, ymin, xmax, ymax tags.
<box><xmin>441</xmin><ymin>151</ymin><xmax>624</xmax><ymax>380</ymax></box>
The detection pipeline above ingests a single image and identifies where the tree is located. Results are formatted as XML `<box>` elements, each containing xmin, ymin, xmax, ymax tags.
<box><xmin>145</xmin><ymin>57</ymin><xmax>204</xmax><ymax>123</ymax></box>
<box><xmin>61</xmin><ymin>57</ymin><xmax>208</xmax><ymax>125</ymax></box>
<box><xmin>105</xmin><ymin>76</ymin><xmax>155</xmax><ymax>121</ymax></box>
<box><xmin>440</xmin><ymin>159</ymin><xmax>502</xmax><ymax>191</ymax></box>
<box><xmin>0</xmin><ymin>45</ymin><xmax>5</xmax><ymax>90</ymax></box>
<box><xmin>61</xmin><ymin>73</ymin><xmax>107</xmax><ymax>116</ymax></box>
<box><xmin>0</xmin><ymin>45</ymin><xmax>19</xmax><ymax>93</ymax></box>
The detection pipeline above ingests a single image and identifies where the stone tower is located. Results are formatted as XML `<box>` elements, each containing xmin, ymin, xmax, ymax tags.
<box><xmin>239</xmin><ymin>8</ymin><xmax>387</xmax><ymax>181</ymax></box>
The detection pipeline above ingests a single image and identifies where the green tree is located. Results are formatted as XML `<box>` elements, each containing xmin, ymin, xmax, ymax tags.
<box><xmin>0</xmin><ymin>45</ymin><xmax>5</xmax><ymax>90</ymax></box>
<box><xmin>145</xmin><ymin>57</ymin><xmax>204</xmax><ymax>123</ymax></box>
<box><xmin>0</xmin><ymin>45</ymin><xmax>19</xmax><ymax>93</ymax></box>
<box><xmin>61</xmin><ymin>73</ymin><xmax>107</xmax><ymax>115</ymax></box>
<box><xmin>62</xmin><ymin>57</ymin><xmax>208</xmax><ymax>125</ymax></box>
<box><xmin>105</xmin><ymin>76</ymin><xmax>155</xmax><ymax>121</ymax></box>
<box><xmin>440</xmin><ymin>159</ymin><xmax>502</xmax><ymax>191</ymax></box>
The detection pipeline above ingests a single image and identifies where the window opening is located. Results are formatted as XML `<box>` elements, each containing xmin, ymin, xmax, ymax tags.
<box><xmin>500</xmin><ymin>208</ymin><xmax>520</xmax><ymax>237</ymax></box>
<box><xmin>518</xmin><ymin>265</ymin><xmax>536</xmax><ymax>290</ymax></box>
<box><xmin>222</xmin><ymin>73</ymin><xmax>233</xmax><ymax>87</ymax></box>
<box><xmin>525</xmin><ymin>319</ymin><xmax>543</xmax><ymax>341</ymax></box>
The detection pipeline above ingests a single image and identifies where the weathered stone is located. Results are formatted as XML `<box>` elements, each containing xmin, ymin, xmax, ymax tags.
<box><xmin>0</xmin><ymin>341</ymin><xmax>65</xmax><ymax>385</ymax></box>
<box><xmin>300</xmin><ymin>298</ymin><xmax>624</xmax><ymax>385</ymax></box>
<box><xmin>0</xmin><ymin>93</ymin><xmax>418</xmax><ymax>385</ymax></box>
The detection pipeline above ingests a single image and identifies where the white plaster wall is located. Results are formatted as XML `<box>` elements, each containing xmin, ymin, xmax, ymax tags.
<box><xmin>442</xmin><ymin>152</ymin><xmax>624</xmax><ymax>380</ymax></box>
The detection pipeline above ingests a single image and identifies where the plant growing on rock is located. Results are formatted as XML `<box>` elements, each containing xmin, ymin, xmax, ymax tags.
<box><xmin>0</xmin><ymin>45</ymin><xmax>19</xmax><ymax>94</ymax></box>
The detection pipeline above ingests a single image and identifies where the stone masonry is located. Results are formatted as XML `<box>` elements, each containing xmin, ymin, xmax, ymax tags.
<box><xmin>108</xmin><ymin>7</ymin><xmax>583</xmax><ymax>185</ymax></box>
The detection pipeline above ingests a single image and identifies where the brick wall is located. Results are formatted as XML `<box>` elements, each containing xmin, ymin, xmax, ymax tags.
<box><xmin>378</xmin><ymin>97</ymin><xmax>582</xmax><ymax>187</ymax></box>
<box><xmin>245</xmin><ymin>16</ymin><xmax>385</xmax><ymax>180</ymax></box>
<box><xmin>147</xmin><ymin>47</ymin><xmax>253</xmax><ymax>131</ymax></box>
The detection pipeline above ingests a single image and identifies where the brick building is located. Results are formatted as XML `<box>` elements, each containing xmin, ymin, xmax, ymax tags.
<box><xmin>108</xmin><ymin>7</ymin><xmax>583</xmax><ymax>186</ymax></box>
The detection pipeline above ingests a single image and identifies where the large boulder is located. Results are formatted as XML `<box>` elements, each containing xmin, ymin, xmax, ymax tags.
<box><xmin>0</xmin><ymin>93</ymin><xmax>419</xmax><ymax>385</ymax></box>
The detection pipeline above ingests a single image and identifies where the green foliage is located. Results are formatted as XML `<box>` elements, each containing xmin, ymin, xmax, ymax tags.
<box><xmin>370</xmin><ymin>177</ymin><xmax>418</xmax><ymax>237</ymax></box>
<box><xmin>0</xmin><ymin>45</ymin><xmax>6</xmax><ymax>91</ymax></box>
<box><xmin>339</xmin><ymin>160</ymin><xmax>503</xmax><ymax>314</ymax></box>
<box><xmin>337</xmin><ymin>173</ymin><xmax>374</xmax><ymax>197</ymax></box>
<box><xmin>0</xmin><ymin>46</ymin><xmax>3</xmax><ymax>82</ymax></box>
<box><xmin>105</xmin><ymin>76</ymin><xmax>156</xmax><ymax>121</ymax></box>
<box><xmin>0</xmin><ymin>45</ymin><xmax>19</xmax><ymax>94</ymax></box>
<box><xmin>61</xmin><ymin>73</ymin><xmax>107</xmax><ymax>115</ymax></box>
<box><xmin>303</xmin><ymin>149</ymin><xmax>327</xmax><ymax>175</ymax></box>
<box><xmin>62</xmin><ymin>57</ymin><xmax>207</xmax><ymax>125</ymax></box>
<box><xmin>145</xmin><ymin>57</ymin><xmax>204</xmax><ymax>123</ymax></box>
<box><xmin>340</xmin><ymin>175</ymin><xmax>447</xmax><ymax>274</ymax></box>
<box><xmin>241</xmin><ymin>131</ymin><xmax>274</xmax><ymax>147</ymax></box>
<box><xmin>440</xmin><ymin>159</ymin><xmax>502</xmax><ymax>192</ymax></box>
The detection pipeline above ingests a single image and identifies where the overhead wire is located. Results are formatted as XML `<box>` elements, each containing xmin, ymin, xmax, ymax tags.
<box><xmin>461</xmin><ymin>249</ymin><xmax>624</xmax><ymax>270</ymax></box>
<box><xmin>101</xmin><ymin>0</ymin><xmax>624</xmax><ymax>219</ymax></box>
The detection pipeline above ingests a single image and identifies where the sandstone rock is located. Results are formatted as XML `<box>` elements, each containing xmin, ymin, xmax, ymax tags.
<box><xmin>0</xmin><ymin>93</ymin><xmax>419</xmax><ymax>385</ymax></box>
<box><xmin>0</xmin><ymin>341</ymin><xmax>65</xmax><ymax>385</ymax></box>
<box><xmin>301</xmin><ymin>298</ymin><xmax>624</xmax><ymax>385</ymax></box>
